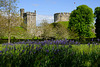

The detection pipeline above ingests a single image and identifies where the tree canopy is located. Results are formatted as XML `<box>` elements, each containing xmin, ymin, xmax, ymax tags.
<box><xmin>68</xmin><ymin>5</ymin><xmax>94</xmax><ymax>40</ymax></box>
<box><xmin>94</xmin><ymin>7</ymin><xmax>100</xmax><ymax>38</ymax></box>
<box><xmin>0</xmin><ymin>0</ymin><xmax>19</xmax><ymax>43</ymax></box>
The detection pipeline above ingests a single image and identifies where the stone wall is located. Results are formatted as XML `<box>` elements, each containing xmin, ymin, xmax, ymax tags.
<box><xmin>20</xmin><ymin>9</ymin><xmax>36</xmax><ymax>35</ymax></box>
<box><xmin>54</xmin><ymin>12</ymin><xmax>70</xmax><ymax>22</ymax></box>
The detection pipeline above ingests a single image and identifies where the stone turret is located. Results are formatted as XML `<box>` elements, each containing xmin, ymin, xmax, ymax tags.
<box><xmin>54</xmin><ymin>12</ymin><xmax>71</xmax><ymax>22</ymax></box>
<box><xmin>20</xmin><ymin>9</ymin><xmax>24</xmax><ymax>18</ymax></box>
<box><xmin>20</xmin><ymin>9</ymin><xmax>36</xmax><ymax>35</ymax></box>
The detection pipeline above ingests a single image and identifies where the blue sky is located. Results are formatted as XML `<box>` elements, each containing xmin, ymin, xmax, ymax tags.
<box><xmin>17</xmin><ymin>0</ymin><xmax>100</xmax><ymax>26</ymax></box>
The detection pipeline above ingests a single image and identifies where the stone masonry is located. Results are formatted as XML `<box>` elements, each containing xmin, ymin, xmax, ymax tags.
<box><xmin>54</xmin><ymin>12</ymin><xmax>71</xmax><ymax>22</ymax></box>
<box><xmin>20</xmin><ymin>9</ymin><xmax>36</xmax><ymax>35</ymax></box>
<box><xmin>20</xmin><ymin>9</ymin><xmax>71</xmax><ymax>37</ymax></box>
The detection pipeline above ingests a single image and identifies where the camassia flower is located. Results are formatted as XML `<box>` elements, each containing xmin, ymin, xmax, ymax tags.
<box><xmin>88</xmin><ymin>42</ymin><xmax>90</xmax><ymax>47</ymax></box>
<box><xmin>46</xmin><ymin>50</ymin><xmax>49</xmax><ymax>53</ymax></box>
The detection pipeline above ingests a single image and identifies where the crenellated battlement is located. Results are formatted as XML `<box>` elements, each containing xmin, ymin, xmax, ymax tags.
<box><xmin>26</xmin><ymin>11</ymin><xmax>36</xmax><ymax>16</ymax></box>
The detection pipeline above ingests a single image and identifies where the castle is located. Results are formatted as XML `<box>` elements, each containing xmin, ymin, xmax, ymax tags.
<box><xmin>20</xmin><ymin>8</ymin><xmax>71</xmax><ymax>37</ymax></box>
<box><xmin>20</xmin><ymin>9</ymin><xmax>36</xmax><ymax>34</ymax></box>
<box><xmin>54</xmin><ymin>12</ymin><xmax>70</xmax><ymax>22</ymax></box>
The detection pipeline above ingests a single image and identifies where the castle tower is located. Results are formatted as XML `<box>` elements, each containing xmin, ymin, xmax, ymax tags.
<box><xmin>20</xmin><ymin>9</ymin><xmax>24</xmax><ymax>18</ymax></box>
<box><xmin>54</xmin><ymin>12</ymin><xmax>71</xmax><ymax>22</ymax></box>
<box><xmin>26</xmin><ymin>11</ymin><xmax>36</xmax><ymax>34</ymax></box>
<box><xmin>20</xmin><ymin>9</ymin><xmax>36</xmax><ymax>36</ymax></box>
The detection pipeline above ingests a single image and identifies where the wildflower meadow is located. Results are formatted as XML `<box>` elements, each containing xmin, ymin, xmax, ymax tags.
<box><xmin>0</xmin><ymin>39</ymin><xmax>100</xmax><ymax>67</ymax></box>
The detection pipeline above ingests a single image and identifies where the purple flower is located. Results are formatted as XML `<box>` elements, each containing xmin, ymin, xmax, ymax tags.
<box><xmin>26</xmin><ymin>46</ymin><xmax>28</xmax><ymax>48</ymax></box>
<box><xmin>92</xmin><ymin>42</ymin><xmax>95</xmax><ymax>45</ymax></box>
<box><xmin>19</xmin><ymin>53</ymin><xmax>22</xmax><ymax>55</ymax></box>
<box><xmin>75</xmin><ymin>41</ymin><xmax>78</xmax><ymax>45</ymax></box>
<box><xmin>0</xmin><ymin>51</ymin><xmax>2</xmax><ymax>53</ymax></box>
<box><xmin>46</xmin><ymin>50</ymin><xmax>49</xmax><ymax>53</ymax></box>
<box><xmin>22</xmin><ymin>50</ymin><xmax>25</xmax><ymax>53</ymax></box>
<box><xmin>29</xmin><ymin>51</ymin><xmax>31</xmax><ymax>54</ymax></box>
<box><xmin>97</xmin><ymin>38</ymin><xmax>99</xmax><ymax>42</ymax></box>
<box><xmin>19</xmin><ymin>49</ymin><xmax>21</xmax><ymax>51</ymax></box>
<box><xmin>34</xmin><ymin>52</ymin><xmax>36</xmax><ymax>54</ymax></box>
<box><xmin>88</xmin><ymin>43</ymin><xmax>90</xmax><ymax>47</ymax></box>
<box><xmin>96</xmin><ymin>43</ymin><xmax>98</xmax><ymax>45</ymax></box>
<box><xmin>36</xmin><ymin>47</ymin><xmax>38</xmax><ymax>50</ymax></box>
<box><xmin>57</xmin><ymin>49</ymin><xmax>59</xmax><ymax>52</ymax></box>
<box><xmin>92</xmin><ymin>38</ymin><xmax>94</xmax><ymax>41</ymax></box>
<box><xmin>5</xmin><ymin>48</ymin><xmax>7</xmax><ymax>51</ymax></box>
<box><xmin>11</xmin><ymin>55</ymin><xmax>13</xmax><ymax>56</ymax></box>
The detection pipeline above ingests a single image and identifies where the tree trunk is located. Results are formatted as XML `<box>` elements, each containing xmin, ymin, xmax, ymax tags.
<box><xmin>8</xmin><ymin>19</ymin><xmax>11</xmax><ymax>44</ymax></box>
<box><xmin>8</xmin><ymin>31</ymin><xmax>10</xmax><ymax>43</ymax></box>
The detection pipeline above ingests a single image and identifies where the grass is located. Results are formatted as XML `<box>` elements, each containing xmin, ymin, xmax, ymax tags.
<box><xmin>57</xmin><ymin>21</ymin><xmax>69</xmax><ymax>29</ymax></box>
<box><xmin>0</xmin><ymin>26</ymin><xmax>41</xmax><ymax>39</ymax></box>
<box><xmin>1</xmin><ymin>43</ymin><xmax>100</xmax><ymax>52</ymax></box>
<box><xmin>0</xmin><ymin>43</ymin><xmax>100</xmax><ymax>67</ymax></box>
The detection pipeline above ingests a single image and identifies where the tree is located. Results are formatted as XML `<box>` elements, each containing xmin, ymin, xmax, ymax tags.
<box><xmin>51</xmin><ymin>23</ymin><xmax>69</xmax><ymax>39</ymax></box>
<box><xmin>0</xmin><ymin>12</ymin><xmax>7</xmax><ymax>37</ymax></box>
<box><xmin>68</xmin><ymin>5</ymin><xmax>94</xmax><ymax>41</ymax></box>
<box><xmin>94</xmin><ymin>7</ymin><xmax>100</xmax><ymax>38</ymax></box>
<box><xmin>40</xmin><ymin>19</ymin><xmax>56</xmax><ymax>40</ymax></box>
<box><xmin>0</xmin><ymin>0</ymin><xmax>19</xmax><ymax>43</ymax></box>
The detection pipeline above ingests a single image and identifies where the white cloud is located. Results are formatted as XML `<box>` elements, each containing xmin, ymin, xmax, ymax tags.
<box><xmin>36</xmin><ymin>14</ymin><xmax>54</xmax><ymax>26</ymax></box>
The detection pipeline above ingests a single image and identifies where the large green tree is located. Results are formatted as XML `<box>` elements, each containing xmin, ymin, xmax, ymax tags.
<box><xmin>68</xmin><ymin>5</ymin><xmax>94</xmax><ymax>40</ymax></box>
<box><xmin>94</xmin><ymin>7</ymin><xmax>100</xmax><ymax>38</ymax></box>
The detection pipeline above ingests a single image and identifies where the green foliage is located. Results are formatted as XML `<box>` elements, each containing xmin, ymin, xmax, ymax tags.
<box><xmin>57</xmin><ymin>21</ymin><xmax>69</xmax><ymax>29</ymax></box>
<box><xmin>94</xmin><ymin>7</ymin><xmax>100</xmax><ymax>38</ymax></box>
<box><xmin>0</xmin><ymin>0</ymin><xmax>19</xmax><ymax>43</ymax></box>
<box><xmin>0</xmin><ymin>44</ymin><xmax>100</xmax><ymax>66</ymax></box>
<box><xmin>68</xmin><ymin>5</ymin><xmax>95</xmax><ymax>40</ymax></box>
<box><xmin>40</xmin><ymin>20</ymin><xmax>56</xmax><ymax>40</ymax></box>
<box><xmin>51</xmin><ymin>22</ymin><xmax>69</xmax><ymax>39</ymax></box>
<box><xmin>52</xmin><ymin>21</ymin><xmax>79</xmax><ymax>39</ymax></box>
<box><xmin>0</xmin><ymin>26</ymin><xmax>40</xmax><ymax>39</ymax></box>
